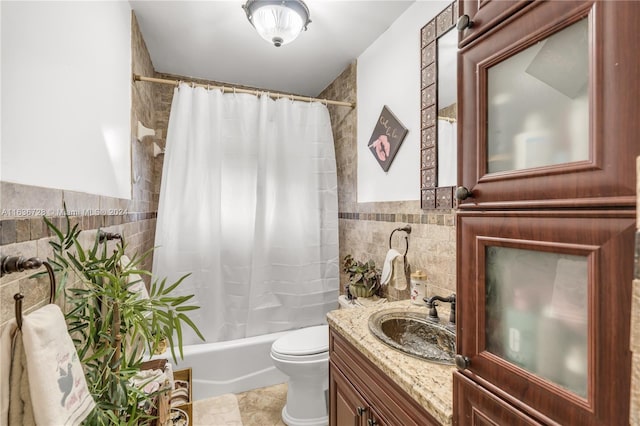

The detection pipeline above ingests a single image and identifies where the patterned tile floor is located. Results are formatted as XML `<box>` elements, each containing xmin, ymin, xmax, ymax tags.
<box><xmin>236</xmin><ymin>383</ymin><xmax>287</xmax><ymax>426</ymax></box>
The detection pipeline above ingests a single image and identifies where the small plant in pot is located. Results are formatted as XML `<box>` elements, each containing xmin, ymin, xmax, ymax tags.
<box><xmin>342</xmin><ymin>254</ymin><xmax>381</xmax><ymax>298</ymax></box>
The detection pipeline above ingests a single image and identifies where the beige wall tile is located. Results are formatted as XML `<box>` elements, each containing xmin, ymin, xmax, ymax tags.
<box><xmin>320</xmin><ymin>63</ymin><xmax>456</xmax><ymax>303</ymax></box>
<box><xmin>1</xmin><ymin>181</ymin><xmax>63</xmax><ymax>217</ymax></box>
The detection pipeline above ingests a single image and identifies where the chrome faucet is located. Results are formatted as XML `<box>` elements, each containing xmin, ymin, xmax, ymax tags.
<box><xmin>423</xmin><ymin>294</ymin><xmax>456</xmax><ymax>325</ymax></box>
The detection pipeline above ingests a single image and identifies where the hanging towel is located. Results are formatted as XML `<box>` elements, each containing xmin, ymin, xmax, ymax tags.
<box><xmin>21</xmin><ymin>304</ymin><xmax>95</xmax><ymax>426</ymax></box>
<box><xmin>9</xmin><ymin>330</ymin><xmax>35</xmax><ymax>426</ymax></box>
<box><xmin>1</xmin><ymin>319</ymin><xmax>36</xmax><ymax>426</ymax></box>
<box><xmin>1</xmin><ymin>320</ymin><xmax>17</xmax><ymax>426</ymax></box>
<box><xmin>120</xmin><ymin>255</ymin><xmax>149</xmax><ymax>300</ymax></box>
<box><xmin>381</xmin><ymin>249</ymin><xmax>402</xmax><ymax>285</ymax></box>
<box><xmin>390</xmin><ymin>256</ymin><xmax>408</xmax><ymax>290</ymax></box>
<box><xmin>120</xmin><ymin>255</ymin><xmax>152</xmax><ymax>359</ymax></box>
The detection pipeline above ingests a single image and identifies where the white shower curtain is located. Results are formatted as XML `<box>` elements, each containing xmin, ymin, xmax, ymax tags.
<box><xmin>152</xmin><ymin>84</ymin><xmax>339</xmax><ymax>345</ymax></box>
<box><xmin>437</xmin><ymin>119</ymin><xmax>457</xmax><ymax>188</ymax></box>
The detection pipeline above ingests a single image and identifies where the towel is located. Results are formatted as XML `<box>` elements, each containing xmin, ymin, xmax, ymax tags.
<box><xmin>0</xmin><ymin>320</ymin><xmax>33</xmax><ymax>426</ymax></box>
<box><xmin>120</xmin><ymin>255</ymin><xmax>149</xmax><ymax>300</ymax></box>
<box><xmin>1</xmin><ymin>320</ymin><xmax>18</xmax><ymax>426</ymax></box>
<box><xmin>381</xmin><ymin>249</ymin><xmax>402</xmax><ymax>285</ymax></box>
<box><xmin>131</xmin><ymin>368</ymin><xmax>171</xmax><ymax>424</ymax></box>
<box><xmin>21</xmin><ymin>304</ymin><xmax>95</xmax><ymax>425</ymax></box>
<box><xmin>193</xmin><ymin>394</ymin><xmax>243</xmax><ymax>426</ymax></box>
<box><xmin>120</xmin><ymin>255</ymin><xmax>152</xmax><ymax>358</ymax></box>
<box><xmin>9</xmin><ymin>330</ymin><xmax>35</xmax><ymax>426</ymax></box>
<box><xmin>391</xmin><ymin>256</ymin><xmax>408</xmax><ymax>290</ymax></box>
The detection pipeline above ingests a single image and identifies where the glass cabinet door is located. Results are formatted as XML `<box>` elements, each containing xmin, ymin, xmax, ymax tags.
<box><xmin>485</xmin><ymin>246</ymin><xmax>588</xmax><ymax>398</ymax></box>
<box><xmin>456</xmin><ymin>211</ymin><xmax>634</xmax><ymax>425</ymax></box>
<box><xmin>486</xmin><ymin>18</ymin><xmax>589</xmax><ymax>174</ymax></box>
<box><xmin>458</xmin><ymin>0</ymin><xmax>639</xmax><ymax>208</ymax></box>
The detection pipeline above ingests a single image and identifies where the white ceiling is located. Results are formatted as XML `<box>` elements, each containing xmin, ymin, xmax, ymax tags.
<box><xmin>129</xmin><ymin>0</ymin><xmax>415</xmax><ymax>97</ymax></box>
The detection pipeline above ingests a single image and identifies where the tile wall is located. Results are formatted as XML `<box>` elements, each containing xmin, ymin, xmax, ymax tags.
<box><xmin>318</xmin><ymin>63</ymin><xmax>457</xmax><ymax>302</ymax></box>
<box><xmin>0</xmin><ymin>13</ymin><xmax>158</xmax><ymax>327</ymax></box>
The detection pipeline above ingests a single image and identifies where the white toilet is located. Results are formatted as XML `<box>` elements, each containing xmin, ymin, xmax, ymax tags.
<box><xmin>270</xmin><ymin>324</ymin><xmax>330</xmax><ymax>426</ymax></box>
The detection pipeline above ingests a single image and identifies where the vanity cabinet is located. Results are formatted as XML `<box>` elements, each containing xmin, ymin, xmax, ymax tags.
<box><xmin>330</xmin><ymin>364</ymin><xmax>388</xmax><ymax>426</ymax></box>
<box><xmin>454</xmin><ymin>374</ymin><xmax>543</xmax><ymax>426</ymax></box>
<box><xmin>455</xmin><ymin>1</ymin><xmax>639</xmax><ymax>425</ymax></box>
<box><xmin>458</xmin><ymin>0</ymin><xmax>640</xmax><ymax>209</ymax></box>
<box><xmin>455</xmin><ymin>210</ymin><xmax>635</xmax><ymax>425</ymax></box>
<box><xmin>458</xmin><ymin>0</ymin><xmax>530</xmax><ymax>47</ymax></box>
<box><xmin>329</xmin><ymin>329</ymin><xmax>439</xmax><ymax>426</ymax></box>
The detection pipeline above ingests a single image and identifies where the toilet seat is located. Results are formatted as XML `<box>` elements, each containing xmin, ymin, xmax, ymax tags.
<box><xmin>271</xmin><ymin>325</ymin><xmax>329</xmax><ymax>361</ymax></box>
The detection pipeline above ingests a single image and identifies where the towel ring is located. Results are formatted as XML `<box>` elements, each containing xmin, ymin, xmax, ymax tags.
<box><xmin>389</xmin><ymin>224</ymin><xmax>411</xmax><ymax>258</ymax></box>
<box><xmin>14</xmin><ymin>293</ymin><xmax>24</xmax><ymax>330</ymax></box>
<box><xmin>2</xmin><ymin>256</ymin><xmax>57</xmax><ymax>330</ymax></box>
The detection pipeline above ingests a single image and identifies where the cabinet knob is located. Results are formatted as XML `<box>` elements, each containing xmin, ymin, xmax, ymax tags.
<box><xmin>455</xmin><ymin>186</ymin><xmax>473</xmax><ymax>200</ymax></box>
<box><xmin>368</xmin><ymin>419</ymin><xmax>378</xmax><ymax>426</ymax></box>
<box><xmin>457</xmin><ymin>14</ymin><xmax>474</xmax><ymax>31</ymax></box>
<box><xmin>455</xmin><ymin>354</ymin><xmax>471</xmax><ymax>370</ymax></box>
<box><xmin>357</xmin><ymin>406</ymin><xmax>367</xmax><ymax>416</ymax></box>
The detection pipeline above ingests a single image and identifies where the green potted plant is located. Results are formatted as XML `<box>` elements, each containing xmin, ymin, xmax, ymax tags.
<box><xmin>342</xmin><ymin>254</ymin><xmax>381</xmax><ymax>298</ymax></box>
<box><xmin>43</xmin><ymin>213</ymin><xmax>204</xmax><ymax>425</ymax></box>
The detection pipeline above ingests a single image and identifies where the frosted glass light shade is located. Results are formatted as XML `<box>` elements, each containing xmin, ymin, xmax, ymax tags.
<box><xmin>243</xmin><ymin>0</ymin><xmax>311</xmax><ymax>47</ymax></box>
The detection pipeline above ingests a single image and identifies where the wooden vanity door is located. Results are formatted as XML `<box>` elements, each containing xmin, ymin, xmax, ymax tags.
<box><xmin>454</xmin><ymin>373</ymin><xmax>544</xmax><ymax>425</ymax></box>
<box><xmin>456</xmin><ymin>210</ymin><xmax>634</xmax><ymax>425</ymax></box>
<box><xmin>330</xmin><ymin>361</ymin><xmax>368</xmax><ymax>426</ymax></box>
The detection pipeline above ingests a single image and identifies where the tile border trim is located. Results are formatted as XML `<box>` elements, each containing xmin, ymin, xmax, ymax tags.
<box><xmin>0</xmin><ymin>212</ymin><xmax>157</xmax><ymax>246</ymax></box>
<box><xmin>338</xmin><ymin>211</ymin><xmax>455</xmax><ymax>226</ymax></box>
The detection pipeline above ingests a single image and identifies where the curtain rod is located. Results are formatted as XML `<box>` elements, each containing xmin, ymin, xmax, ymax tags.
<box><xmin>133</xmin><ymin>74</ymin><xmax>355</xmax><ymax>108</ymax></box>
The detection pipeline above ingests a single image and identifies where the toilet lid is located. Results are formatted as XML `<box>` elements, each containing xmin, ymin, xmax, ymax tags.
<box><xmin>272</xmin><ymin>325</ymin><xmax>329</xmax><ymax>356</ymax></box>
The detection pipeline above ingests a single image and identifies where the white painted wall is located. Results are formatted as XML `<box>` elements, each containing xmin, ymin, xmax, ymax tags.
<box><xmin>357</xmin><ymin>0</ymin><xmax>449</xmax><ymax>202</ymax></box>
<box><xmin>1</xmin><ymin>1</ymin><xmax>132</xmax><ymax>199</ymax></box>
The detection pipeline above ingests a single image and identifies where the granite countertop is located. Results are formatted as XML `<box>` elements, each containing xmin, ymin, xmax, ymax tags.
<box><xmin>326</xmin><ymin>300</ymin><xmax>454</xmax><ymax>426</ymax></box>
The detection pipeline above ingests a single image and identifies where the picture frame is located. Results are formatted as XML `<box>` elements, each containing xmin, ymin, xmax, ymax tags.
<box><xmin>367</xmin><ymin>105</ymin><xmax>409</xmax><ymax>172</ymax></box>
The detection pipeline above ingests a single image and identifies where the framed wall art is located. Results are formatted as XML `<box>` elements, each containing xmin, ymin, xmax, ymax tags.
<box><xmin>367</xmin><ymin>105</ymin><xmax>408</xmax><ymax>172</ymax></box>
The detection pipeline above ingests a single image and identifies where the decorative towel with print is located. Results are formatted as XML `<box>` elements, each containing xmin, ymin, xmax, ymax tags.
<box><xmin>21</xmin><ymin>304</ymin><xmax>95</xmax><ymax>425</ymax></box>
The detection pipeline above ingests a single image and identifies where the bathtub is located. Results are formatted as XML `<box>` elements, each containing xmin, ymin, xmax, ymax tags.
<box><xmin>169</xmin><ymin>331</ymin><xmax>290</xmax><ymax>401</ymax></box>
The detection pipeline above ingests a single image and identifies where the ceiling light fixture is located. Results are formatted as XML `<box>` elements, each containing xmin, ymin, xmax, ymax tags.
<box><xmin>242</xmin><ymin>0</ymin><xmax>311</xmax><ymax>47</ymax></box>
